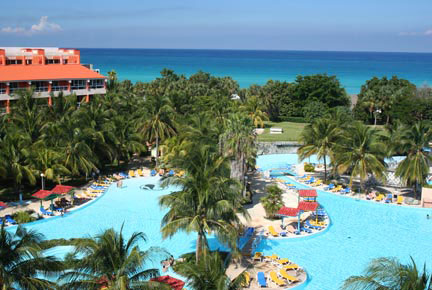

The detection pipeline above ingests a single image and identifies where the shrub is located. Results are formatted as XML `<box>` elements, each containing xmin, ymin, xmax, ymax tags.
<box><xmin>12</xmin><ymin>210</ymin><xmax>36</xmax><ymax>224</ymax></box>
<box><xmin>304</xmin><ymin>163</ymin><xmax>315</xmax><ymax>172</ymax></box>
<box><xmin>260</xmin><ymin>184</ymin><xmax>283</xmax><ymax>219</ymax></box>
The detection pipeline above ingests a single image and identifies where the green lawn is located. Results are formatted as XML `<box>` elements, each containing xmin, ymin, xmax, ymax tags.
<box><xmin>257</xmin><ymin>121</ymin><xmax>307</xmax><ymax>142</ymax></box>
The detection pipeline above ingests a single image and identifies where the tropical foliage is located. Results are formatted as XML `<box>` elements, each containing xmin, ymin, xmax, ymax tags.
<box><xmin>174</xmin><ymin>251</ymin><xmax>246</xmax><ymax>290</ymax></box>
<box><xmin>260</xmin><ymin>184</ymin><xmax>284</xmax><ymax>218</ymax></box>
<box><xmin>62</xmin><ymin>226</ymin><xmax>168</xmax><ymax>289</ymax></box>
<box><xmin>342</xmin><ymin>257</ymin><xmax>431</xmax><ymax>290</ymax></box>
<box><xmin>0</xmin><ymin>224</ymin><xmax>63</xmax><ymax>289</ymax></box>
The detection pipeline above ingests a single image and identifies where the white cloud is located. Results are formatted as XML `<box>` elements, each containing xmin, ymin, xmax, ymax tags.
<box><xmin>1</xmin><ymin>16</ymin><xmax>62</xmax><ymax>35</ymax></box>
<box><xmin>400</xmin><ymin>28</ymin><xmax>432</xmax><ymax>37</ymax></box>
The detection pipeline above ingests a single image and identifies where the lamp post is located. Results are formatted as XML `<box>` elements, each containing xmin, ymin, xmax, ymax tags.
<box><xmin>373</xmin><ymin>109</ymin><xmax>382</xmax><ymax>126</ymax></box>
<box><xmin>40</xmin><ymin>173</ymin><xmax>45</xmax><ymax>190</ymax></box>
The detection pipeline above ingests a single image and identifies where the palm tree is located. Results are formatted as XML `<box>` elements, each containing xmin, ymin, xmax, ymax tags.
<box><xmin>174</xmin><ymin>251</ymin><xmax>246</xmax><ymax>290</ymax></box>
<box><xmin>241</xmin><ymin>96</ymin><xmax>269</xmax><ymax>128</ymax></box>
<box><xmin>220</xmin><ymin>113</ymin><xmax>257</xmax><ymax>196</ymax></box>
<box><xmin>335</xmin><ymin>122</ymin><xmax>386</xmax><ymax>191</ymax></box>
<box><xmin>342</xmin><ymin>257</ymin><xmax>431</xmax><ymax>289</ymax></box>
<box><xmin>138</xmin><ymin>95</ymin><xmax>176</xmax><ymax>167</ymax></box>
<box><xmin>159</xmin><ymin>147</ymin><xmax>248</xmax><ymax>264</ymax></box>
<box><xmin>0</xmin><ymin>132</ymin><xmax>36</xmax><ymax>193</ymax></box>
<box><xmin>0</xmin><ymin>224</ymin><xmax>63</xmax><ymax>289</ymax></box>
<box><xmin>394</xmin><ymin>122</ymin><xmax>432</xmax><ymax>198</ymax></box>
<box><xmin>61</xmin><ymin>226</ymin><xmax>168</xmax><ymax>289</ymax></box>
<box><xmin>298</xmin><ymin>117</ymin><xmax>340</xmax><ymax>182</ymax></box>
<box><xmin>30</xmin><ymin>148</ymin><xmax>70</xmax><ymax>184</ymax></box>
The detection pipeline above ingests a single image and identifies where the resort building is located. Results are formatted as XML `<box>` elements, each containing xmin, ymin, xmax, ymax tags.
<box><xmin>0</xmin><ymin>47</ymin><xmax>106</xmax><ymax>113</ymax></box>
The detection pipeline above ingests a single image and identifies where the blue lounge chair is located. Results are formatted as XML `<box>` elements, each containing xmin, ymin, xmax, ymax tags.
<box><xmin>340</xmin><ymin>187</ymin><xmax>351</xmax><ymax>194</ymax></box>
<box><xmin>257</xmin><ymin>272</ymin><xmax>267</xmax><ymax>287</ymax></box>
<box><xmin>50</xmin><ymin>205</ymin><xmax>64</xmax><ymax>212</ymax></box>
<box><xmin>305</xmin><ymin>177</ymin><xmax>315</xmax><ymax>184</ymax></box>
<box><xmin>5</xmin><ymin>215</ymin><xmax>16</xmax><ymax>225</ymax></box>
<box><xmin>301</xmin><ymin>226</ymin><xmax>312</xmax><ymax>233</ymax></box>
<box><xmin>168</xmin><ymin>170</ymin><xmax>175</xmax><ymax>176</ymax></box>
<box><xmin>296</xmin><ymin>174</ymin><xmax>306</xmax><ymax>180</ymax></box>
<box><xmin>305</xmin><ymin>220</ymin><xmax>322</xmax><ymax>230</ymax></box>
<box><xmin>119</xmin><ymin>172</ymin><xmax>128</xmax><ymax>178</ymax></box>
<box><xmin>324</xmin><ymin>183</ymin><xmax>335</xmax><ymax>190</ymax></box>
<box><xmin>40</xmin><ymin>207</ymin><xmax>53</xmax><ymax>216</ymax></box>
<box><xmin>150</xmin><ymin>170</ymin><xmax>157</xmax><ymax>176</ymax></box>
<box><xmin>385</xmin><ymin>194</ymin><xmax>393</xmax><ymax>203</ymax></box>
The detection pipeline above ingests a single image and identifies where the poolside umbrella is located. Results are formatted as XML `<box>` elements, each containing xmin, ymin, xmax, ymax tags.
<box><xmin>298</xmin><ymin>201</ymin><xmax>320</xmax><ymax>224</ymax></box>
<box><xmin>298</xmin><ymin>189</ymin><xmax>317</xmax><ymax>202</ymax></box>
<box><xmin>32</xmin><ymin>190</ymin><xmax>59</xmax><ymax>208</ymax></box>
<box><xmin>0</xmin><ymin>201</ymin><xmax>7</xmax><ymax>209</ymax></box>
<box><xmin>51</xmin><ymin>185</ymin><xmax>75</xmax><ymax>195</ymax></box>
<box><xmin>52</xmin><ymin>185</ymin><xmax>75</xmax><ymax>203</ymax></box>
<box><xmin>276</xmin><ymin>206</ymin><xmax>300</xmax><ymax>229</ymax></box>
<box><xmin>150</xmin><ymin>275</ymin><xmax>185</xmax><ymax>290</ymax></box>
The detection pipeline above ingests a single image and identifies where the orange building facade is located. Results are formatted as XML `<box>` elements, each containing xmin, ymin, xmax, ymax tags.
<box><xmin>0</xmin><ymin>47</ymin><xmax>107</xmax><ymax>113</ymax></box>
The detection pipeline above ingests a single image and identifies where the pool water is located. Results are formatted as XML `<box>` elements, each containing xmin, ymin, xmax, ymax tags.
<box><xmin>17</xmin><ymin>176</ymin><xmax>226</xmax><ymax>282</ymax></box>
<box><xmin>256</xmin><ymin>154</ymin><xmax>432</xmax><ymax>289</ymax></box>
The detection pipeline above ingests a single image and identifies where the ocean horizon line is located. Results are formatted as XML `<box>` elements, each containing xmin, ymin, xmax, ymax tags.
<box><xmin>77</xmin><ymin>47</ymin><xmax>432</xmax><ymax>55</ymax></box>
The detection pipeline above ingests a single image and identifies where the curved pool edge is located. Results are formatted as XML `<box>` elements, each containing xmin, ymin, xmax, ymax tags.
<box><xmin>6</xmin><ymin>176</ymin><xmax>161</xmax><ymax>230</ymax></box>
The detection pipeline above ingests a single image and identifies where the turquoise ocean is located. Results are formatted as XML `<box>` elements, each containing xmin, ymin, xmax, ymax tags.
<box><xmin>80</xmin><ymin>48</ymin><xmax>432</xmax><ymax>94</ymax></box>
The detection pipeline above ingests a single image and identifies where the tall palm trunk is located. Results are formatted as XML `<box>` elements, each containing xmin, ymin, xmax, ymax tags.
<box><xmin>155</xmin><ymin>134</ymin><xmax>159</xmax><ymax>167</ymax></box>
<box><xmin>323</xmin><ymin>155</ymin><xmax>327</xmax><ymax>182</ymax></box>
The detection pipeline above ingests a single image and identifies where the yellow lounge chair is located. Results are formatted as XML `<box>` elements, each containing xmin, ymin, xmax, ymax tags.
<box><xmin>284</xmin><ymin>264</ymin><xmax>300</xmax><ymax>270</ymax></box>
<box><xmin>241</xmin><ymin>271</ymin><xmax>251</xmax><ymax>288</ymax></box>
<box><xmin>269</xmin><ymin>271</ymin><xmax>286</xmax><ymax>287</ymax></box>
<box><xmin>129</xmin><ymin>170</ymin><xmax>136</xmax><ymax>178</ymax></box>
<box><xmin>265</xmin><ymin>254</ymin><xmax>279</xmax><ymax>261</ymax></box>
<box><xmin>311</xmin><ymin>180</ymin><xmax>322</xmax><ymax>187</ymax></box>
<box><xmin>268</xmin><ymin>226</ymin><xmax>279</xmax><ymax>237</ymax></box>
<box><xmin>397</xmin><ymin>195</ymin><xmax>404</xmax><ymax>205</ymax></box>
<box><xmin>375</xmin><ymin>194</ymin><xmax>384</xmax><ymax>202</ymax></box>
<box><xmin>331</xmin><ymin>185</ymin><xmax>343</xmax><ymax>192</ymax></box>
<box><xmin>137</xmin><ymin>169</ymin><xmax>144</xmax><ymax>176</ymax></box>
<box><xmin>252</xmin><ymin>252</ymin><xmax>263</xmax><ymax>261</ymax></box>
<box><xmin>279</xmin><ymin>269</ymin><xmax>300</xmax><ymax>284</ymax></box>
<box><xmin>275</xmin><ymin>258</ymin><xmax>291</xmax><ymax>265</ymax></box>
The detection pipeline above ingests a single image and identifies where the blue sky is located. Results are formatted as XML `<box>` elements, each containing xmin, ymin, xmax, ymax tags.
<box><xmin>2</xmin><ymin>0</ymin><xmax>432</xmax><ymax>52</ymax></box>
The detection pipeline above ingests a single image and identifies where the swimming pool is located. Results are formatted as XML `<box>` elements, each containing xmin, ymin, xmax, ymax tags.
<box><xmin>16</xmin><ymin>176</ymin><xmax>229</xmax><ymax>283</ymax></box>
<box><xmin>256</xmin><ymin>154</ymin><xmax>432</xmax><ymax>289</ymax></box>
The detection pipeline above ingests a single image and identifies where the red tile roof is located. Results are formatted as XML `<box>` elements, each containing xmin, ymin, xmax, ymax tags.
<box><xmin>298</xmin><ymin>189</ymin><xmax>318</xmax><ymax>197</ymax></box>
<box><xmin>0</xmin><ymin>64</ymin><xmax>105</xmax><ymax>82</ymax></box>
<box><xmin>277</xmin><ymin>206</ymin><xmax>300</xmax><ymax>217</ymax></box>
<box><xmin>298</xmin><ymin>201</ymin><xmax>319</xmax><ymax>212</ymax></box>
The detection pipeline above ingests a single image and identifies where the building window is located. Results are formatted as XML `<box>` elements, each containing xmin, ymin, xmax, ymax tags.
<box><xmin>26</xmin><ymin>59</ymin><xmax>32</xmax><ymax>65</ymax></box>
<box><xmin>0</xmin><ymin>83</ymin><xmax>6</xmax><ymax>94</ymax></box>
<box><xmin>46</xmin><ymin>59</ymin><xmax>60</xmax><ymax>64</ymax></box>
<box><xmin>33</xmin><ymin>81</ymin><xmax>48</xmax><ymax>92</ymax></box>
<box><xmin>90</xmin><ymin>79</ymin><xmax>104</xmax><ymax>89</ymax></box>
<box><xmin>51</xmin><ymin>81</ymin><xmax>68</xmax><ymax>92</ymax></box>
<box><xmin>71</xmin><ymin>80</ymin><xmax>86</xmax><ymax>90</ymax></box>
<box><xmin>6</xmin><ymin>59</ymin><xmax>23</xmax><ymax>65</ymax></box>
<box><xmin>9</xmin><ymin>82</ymin><xmax>19</xmax><ymax>94</ymax></box>
<box><xmin>63</xmin><ymin>59</ymin><xmax>68</xmax><ymax>64</ymax></box>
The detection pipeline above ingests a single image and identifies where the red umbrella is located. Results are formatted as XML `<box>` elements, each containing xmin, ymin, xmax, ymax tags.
<box><xmin>298</xmin><ymin>189</ymin><xmax>317</xmax><ymax>197</ymax></box>
<box><xmin>32</xmin><ymin>190</ymin><xmax>55</xmax><ymax>200</ymax></box>
<box><xmin>51</xmin><ymin>185</ymin><xmax>75</xmax><ymax>195</ymax></box>
<box><xmin>277</xmin><ymin>206</ymin><xmax>300</xmax><ymax>217</ymax></box>
<box><xmin>150</xmin><ymin>275</ymin><xmax>185</xmax><ymax>290</ymax></box>
<box><xmin>0</xmin><ymin>201</ymin><xmax>8</xmax><ymax>208</ymax></box>
<box><xmin>298</xmin><ymin>201</ymin><xmax>319</xmax><ymax>212</ymax></box>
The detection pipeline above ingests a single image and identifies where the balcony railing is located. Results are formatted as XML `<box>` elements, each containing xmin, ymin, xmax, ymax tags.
<box><xmin>34</xmin><ymin>87</ymin><xmax>49</xmax><ymax>92</ymax></box>
<box><xmin>71</xmin><ymin>85</ymin><xmax>85</xmax><ymax>90</ymax></box>
<box><xmin>90</xmin><ymin>85</ymin><xmax>104</xmax><ymax>89</ymax></box>
<box><xmin>52</xmin><ymin>86</ymin><xmax>69</xmax><ymax>92</ymax></box>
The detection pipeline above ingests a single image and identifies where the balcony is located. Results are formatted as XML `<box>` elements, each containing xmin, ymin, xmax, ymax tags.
<box><xmin>34</xmin><ymin>87</ymin><xmax>49</xmax><ymax>92</ymax></box>
<box><xmin>51</xmin><ymin>86</ymin><xmax>68</xmax><ymax>92</ymax></box>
